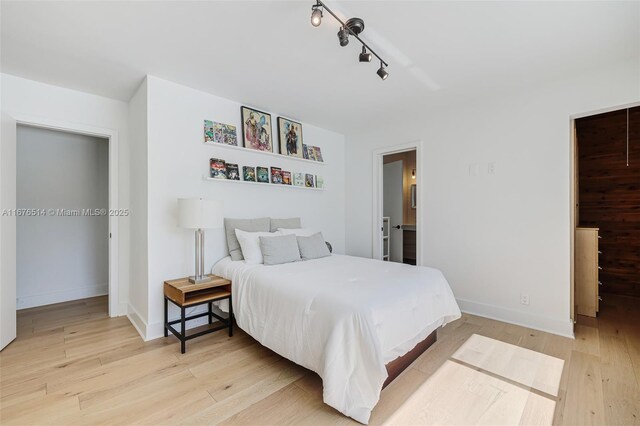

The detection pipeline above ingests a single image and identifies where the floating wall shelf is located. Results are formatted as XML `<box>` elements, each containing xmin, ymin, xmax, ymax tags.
<box><xmin>204</xmin><ymin>142</ymin><xmax>326</xmax><ymax>166</ymax></box>
<box><xmin>202</xmin><ymin>176</ymin><xmax>325</xmax><ymax>191</ymax></box>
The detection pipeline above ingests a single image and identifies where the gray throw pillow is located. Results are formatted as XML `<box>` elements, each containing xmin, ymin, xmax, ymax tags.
<box><xmin>225</xmin><ymin>218</ymin><xmax>270</xmax><ymax>261</ymax></box>
<box><xmin>270</xmin><ymin>217</ymin><xmax>302</xmax><ymax>232</ymax></box>
<box><xmin>259</xmin><ymin>234</ymin><xmax>301</xmax><ymax>265</ymax></box>
<box><xmin>297</xmin><ymin>232</ymin><xmax>331</xmax><ymax>260</ymax></box>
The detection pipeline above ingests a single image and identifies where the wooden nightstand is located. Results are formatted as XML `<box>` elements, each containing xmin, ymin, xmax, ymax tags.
<box><xmin>163</xmin><ymin>275</ymin><xmax>233</xmax><ymax>353</ymax></box>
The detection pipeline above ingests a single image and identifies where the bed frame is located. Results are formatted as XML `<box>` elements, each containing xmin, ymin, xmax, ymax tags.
<box><xmin>383</xmin><ymin>329</ymin><xmax>437</xmax><ymax>388</ymax></box>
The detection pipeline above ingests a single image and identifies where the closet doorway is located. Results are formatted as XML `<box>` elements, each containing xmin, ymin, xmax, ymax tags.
<box><xmin>572</xmin><ymin>104</ymin><xmax>639</xmax><ymax>322</ymax></box>
<box><xmin>372</xmin><ymin>141</ymin><xmax>423</xmax><ymax>265</ymax></box>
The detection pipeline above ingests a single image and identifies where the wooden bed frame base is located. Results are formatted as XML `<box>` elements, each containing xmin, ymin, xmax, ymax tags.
<box><xmin>383</xmin><ymin>329</ymin><xmax>437</xmax><ymax>388</ymax></box>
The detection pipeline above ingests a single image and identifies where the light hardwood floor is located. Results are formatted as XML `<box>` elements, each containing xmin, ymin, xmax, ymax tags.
<box><xmin>1</xmin><ymin>295</ymin><xmax>639</xmax><ymax>425</ymax></box>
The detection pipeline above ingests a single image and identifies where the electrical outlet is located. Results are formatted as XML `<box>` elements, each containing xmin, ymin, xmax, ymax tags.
<box><xmin>488</xmin><ymin>162</ymin><xmax>496</xmax><ymax>175</ymax></box>
<box><xmin>520</xmin><ymin>294</ymin><xmax>530</xmax><ymax>305</ymax></box>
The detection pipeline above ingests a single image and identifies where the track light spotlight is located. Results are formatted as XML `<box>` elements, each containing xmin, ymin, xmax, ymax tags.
<box><xmin>359</xmin><ymin>46</ymin><xmax>372</xmax><ymax>63</ymax></box>
<box><xmin>377</xmin><ymin>63</ymin><xmax>389</xmax><ymax>80</ymax></box>
<box><xmin>309</xmin><ymin>1</ymin><xmax>389</xmax><ymax>80</ymax></box>
<box><xmin>337</xmin><ymin>27</ymin><xmax>349</xmax><ymax>47</ymax></box>
<box><xmin>311</xmin><ymin>5</ymin><xmax>322</xmax><ymax>27</ymax></box>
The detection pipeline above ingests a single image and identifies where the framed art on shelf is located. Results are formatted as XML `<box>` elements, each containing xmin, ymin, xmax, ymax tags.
<box><xmin>257</xmin><ymin>167</ymin><xmax>269</xmax><ymax>183</ymax></box>
<box><xmin>243</xmin><ymin>166</ymin><xmax>256</xmax><ymax>182</ymax></box>
<box><xmin>271</xmin><ymin>167</ymin><xmax>283</xmax><ymax>184</ymax></box>
<box><xmin>277</xmin><ymin>117</ymin><xmax>303</xmax><ymax>158</ymax></box>
<box><xmin>241</xmin><ymin>106</ymin><xmax>273</xmax><ymax>152</ymax></box>
<box><xmin>282</xmin><ymin>171</ymin><xmax>292</xmax><ymax>185</ymax></box>
<box><xmin>210</xmin><ymin>158</ymin><xmax>227</xmax><ymax>179</ymax></box>
<box><xmin>305</xmin><ymin>173</ymin><xmax>315</xmax><ymax>188</ymax></box>
<box><xmin>204</xmin><ymin>120</ymin><xmax>237</xmax><ymax>146</ymax></box>
<box><xmin>226</xmin><ymin>163</ymin><xmax>240</xmax><ymax>180</ymax></box>
<box><xmin>293</xmin><ymin>172</ymin><xmax>305</xmax><ymax>187</ymax></box>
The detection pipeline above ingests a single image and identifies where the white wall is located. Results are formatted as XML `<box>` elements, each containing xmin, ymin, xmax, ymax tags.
<box><xmin>127</xmin><ymin>79</ymin><xmax>149</xmax><ymax>335</ymax></box>
<box><xmin>0</xmin><ymin>73</ymin><xmax>131</xmax><ymax>318</ymax></box>
<box><xmin>345</xmin><ymin>59</ymin><xmax>640</xmax><ymax>337</ymax></box>
<box><xmin>133</xmin><ymin>75</ymin><xmax>346</xmax><ymax>339</ymax></box>
<box><xmin>16</xmin><ymin>126</ymin><xmax>108</xmax><ymax>309</ymax></box>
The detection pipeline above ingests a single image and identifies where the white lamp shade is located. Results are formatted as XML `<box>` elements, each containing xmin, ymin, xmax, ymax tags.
<box><xmin>177</xmin><ymin>198</ymin><xmax>223</xmax><ymax>229</ymax></box>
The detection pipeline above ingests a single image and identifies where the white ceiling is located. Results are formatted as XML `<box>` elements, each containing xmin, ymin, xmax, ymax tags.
<box><xmin>1</xmin><ymin>1</ymin><xmax>638</xmax><ymax>134</ymax></box>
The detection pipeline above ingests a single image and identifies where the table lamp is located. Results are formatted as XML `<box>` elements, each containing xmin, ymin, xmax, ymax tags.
<box><xmin>177</xmin><ymin>198</ymin><xmax>223</xmax><ymax>284</ymax></box>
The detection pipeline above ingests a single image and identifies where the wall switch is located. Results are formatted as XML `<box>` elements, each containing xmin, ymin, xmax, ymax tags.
<box><xmin>520</xmin><ymin>294</ymin><xmax>530</xmax><ymax>305</ymax></box>
<box><xmin>488</xmin><ymin>162</ymin><xmax>496</xmax><ymax>175</ymax></box>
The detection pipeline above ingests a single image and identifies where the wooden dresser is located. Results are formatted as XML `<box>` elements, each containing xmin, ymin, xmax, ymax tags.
<box><xmin>575</xmin><ymin>227</ymin><xmax>600</xmax><ymax>317</ymax></box>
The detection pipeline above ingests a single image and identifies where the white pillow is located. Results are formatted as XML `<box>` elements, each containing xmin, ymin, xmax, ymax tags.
<box><xmin>235</xmin><ymin>229</ymin><xmax>281</xmax><ymax>264</ymax></box>
<box><xmin>277</xmin><ymin>227</ymin><xmax>317</xmax><ymax>237</ymax></box>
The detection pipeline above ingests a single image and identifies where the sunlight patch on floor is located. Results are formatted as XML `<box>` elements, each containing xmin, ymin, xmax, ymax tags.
<box><xmin>384</xmin><ymin>334</ymin><xmax>564</xmax><ymax>426</ymax></box>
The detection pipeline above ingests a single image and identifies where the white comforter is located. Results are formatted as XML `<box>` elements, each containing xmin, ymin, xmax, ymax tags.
<box><xmin>212</xmin><ymin>254</ymin><xmax>461</xmax><ymax>424</ymax></box>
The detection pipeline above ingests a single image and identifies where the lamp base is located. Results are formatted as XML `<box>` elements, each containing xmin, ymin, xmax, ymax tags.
<box><xmin>188</xmin><ymin>275</ymin><xmax>213</xmax><ymax>284</ymax></box>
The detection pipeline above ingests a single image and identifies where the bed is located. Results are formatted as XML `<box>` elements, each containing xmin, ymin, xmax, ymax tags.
<box><xmin>212</xmin><ymin>253</ymin><xmax>461</xmax><ymax>424</ymax></box>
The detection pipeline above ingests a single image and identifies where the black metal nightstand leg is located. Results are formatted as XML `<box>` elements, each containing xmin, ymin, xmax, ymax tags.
<box><xmin>180</xmin><ymin>306</ymin><xmax>186</xmax><ymax>354</ymax></box>
<box><xmin>208</xmin><ymin>301</ymin><xmax>213</xmax><ymax>324</ymax></box>
<box><xmin>164</xmin><ymin>297</ymin><xmax>168</xmax><ymax>337</ymax></box>
<box><xmin>229</xmin><ymin>295</ymin><xmax>233</xmax><ymax>337</ymax></box>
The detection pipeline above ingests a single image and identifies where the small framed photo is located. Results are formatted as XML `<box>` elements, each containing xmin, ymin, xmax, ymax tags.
<box><xmin>282</xmin><ymin>171</ymin><xmax>292</xmax><ymax>185</ymax></box>
<box><xmin>305</xmin><ymin>173</ymin><xmax>315</xmax><ymax>188</ymax></box>
<box><xmin>257</xmin><ymin>167</ymin><xmax>269</xmax><ymax>183</ymax></box>
<box><xmin>271</xmin><ymin>167</ymin><xmax>282</xmax><ymax>184</ymax></box>
<box><xmin>293</xmin><ymin>173</ymin><xmax>305</xmax><ymax>187</ymax></box>
<box><xmin>210</xmin><ymin>158</ymin><xmax>227</xmax><ymax>179</ymax></box>
<box><xmin>243</xmin><ymin>166</ymin><xmax>256</xmax><ymax>182</ymax></box>
<box><xmin>226</xmin><ymin>163</ymin><xmax>240</xmax><ymax>180</ymax></box>
<box><xmin>277</xmin><ymin>117</ymin><xmax>303</xmax><ymax>158</ymax></box>
<box><xmin>241</xmin><ymin>106</ymin><xmax>273</xmax><ymax>152</ymax></box>
<box><xmin>315</xmin><ymin>175</ymin><xmax>324</xmax><ymax>189</ymax></box>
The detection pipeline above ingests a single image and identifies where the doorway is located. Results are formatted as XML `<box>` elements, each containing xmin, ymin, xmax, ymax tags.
<box><xmin>0</xmin><ymin>114</ymin><xmax>119</xmax><ymax>351</ymax></box>
<box><xmin>372</xmin><ymin>141</ymin><xmax>423</xmax><ymax>265</ymax></box>
<box><xmin>571</xmin><ymin>103</ymin><xmax>639</xmax><ymax>324</ymax></box>
<box><xmin>16</xmin><ymin>125</ymin><xmax>109</xmax><ymax>311</ymax></box>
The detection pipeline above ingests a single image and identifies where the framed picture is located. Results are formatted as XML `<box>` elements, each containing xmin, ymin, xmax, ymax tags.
<box><xmin>315</xmin><ymin>175</ymin><xmax>324</xmax><ymax>189</ymax></box>
<box><xmin>241</xmin><ymin>106</ymin><xmax>273</xmax><ymax>152</ymax></box>
<box><xmin>243</xmin><ymin>166</ymin><xmax>256</xmax><ymax>182</ymax></box>
<box><xmin>214</xmin><ymin>122</ymin><xmax>238</xmax><ymax>146</ymax></box>
<box><xmin>293</xmin><ymin>173</ymin><xmax>305</xmax><ymax>187</ymax></box>
<box><xmin>411</xmin><ymin>184</ymin><xmax>417</xmax><ymax>209</ymax></box>
<box><xmin>305</xmin><ymin>173</ymin><xmax>315</xmax><ymax>188</ymax></box>
<box><xmin>271</xmin><ymin>167</ymin><xmax>282</xmax><ymax>184</ymax></box>
<box><xmin>257</xmin><ymin>167</ymin><xmax>269</xmax><ymax>183</ymax></box>
<box><xmin>282</xmin><ymin>171</ymin><xmax>292</xmax><ymax>185</ymax></box>
<box><xmin>277</xmin><ymin>117</ymin><xmax>303</xmax><ymax>158</ymax></box>
<box><xmin>210</xmin><ymin>158</ymin><xmax>227</xmax><ymax>179</ymax></box>
<box><xmin>226</xmin><ymin>163</ymin><xmax>240</xmax><ymax>180</ymax></box>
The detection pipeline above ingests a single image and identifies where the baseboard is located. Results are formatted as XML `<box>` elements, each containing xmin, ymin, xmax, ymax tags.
<box><xmin>126</xmin><ymin>303</ymin><xmax>148</xmax><ymax>340</ymax></box>
<box><xmin>17</xmin><ymin>284</ymin><xmax>108</xmax><ymax>310</ymax></box>
<box><xmin>456</xmin><ymin>298</ymin><xmax>575</xmax><ymax>339</ymax></box>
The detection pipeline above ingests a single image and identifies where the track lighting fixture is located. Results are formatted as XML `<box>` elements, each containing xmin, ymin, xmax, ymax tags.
<box><xmin>377</xmin><ymin>62</ymin><xmax>389</xmax><ymax>80</ymax></box>
<box><xmin>359</xmin><ymin>46</ymin><xmax>372</xmax><ymax>63</ymax></box>
<box><xmin>337</xmin><ymin>27</ymin><xmax>350</xmax><ymax>47</ymax></box>
<box><xmin>310</xmin><ymin>4</ymin><xmax>323</xmax><ymax>27</ymax></box>
<box><xmin>310</xmin><ymin>0</ymin><xmax>389</xmax><ymax>80</ymax></box>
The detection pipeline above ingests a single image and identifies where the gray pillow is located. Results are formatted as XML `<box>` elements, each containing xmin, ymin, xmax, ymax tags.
<box><xmin>270</xmin><ymin>217</ymin><xmax>301</xmax><ymax>233</ymax></box>
<box><xmin>259</xmin><ymin>234</ymin><xmax>301</xmax><ymax>265</ymax></box>
<box><xmin>297</xmin><ymin>232</ymin><xmax>331</xmax><ymax>260</ymax></box>
<box><xmin>225</xmin><ymin>218</ymin><xmax>270</xmax><ymax>261</ymax></box>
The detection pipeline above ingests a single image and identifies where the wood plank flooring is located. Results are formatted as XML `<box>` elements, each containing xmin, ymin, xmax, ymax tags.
<box><xmin>1</xmin><ymin>295</ymin><xmax>640</xmax><ymax>425</ymax></box>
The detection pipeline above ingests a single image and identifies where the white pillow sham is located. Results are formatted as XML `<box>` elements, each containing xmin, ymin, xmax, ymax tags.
<box><xmin>234</xmin><ymin>229</ymin><xmax>281</xmax><ymax>264</ymax></box>
<box><xmin>277</xmin><ymin>227</ymin><xmax>317</xmax><ymax>237</ymax></box>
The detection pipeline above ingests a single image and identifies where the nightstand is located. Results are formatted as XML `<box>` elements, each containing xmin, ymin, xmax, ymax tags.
<box><xmin>163</xmin><ymin>275</ymin><xmax>233</xmax><ymax>353</ymax></box>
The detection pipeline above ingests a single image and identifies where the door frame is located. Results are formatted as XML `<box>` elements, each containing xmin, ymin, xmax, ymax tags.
<box><xmin>569</xmin><ymin>101</ymin><xmax>640</xmax><ymax>325</ymax></box>
<box><xmin>9</xmin><ymin>113</ymin><xmax>120</xmax><ymax>317</ymax></box>
<box><xmin>372</xmin><ymin>141</ymin><xmax>423</xmax><ymax>264</ymax></box>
